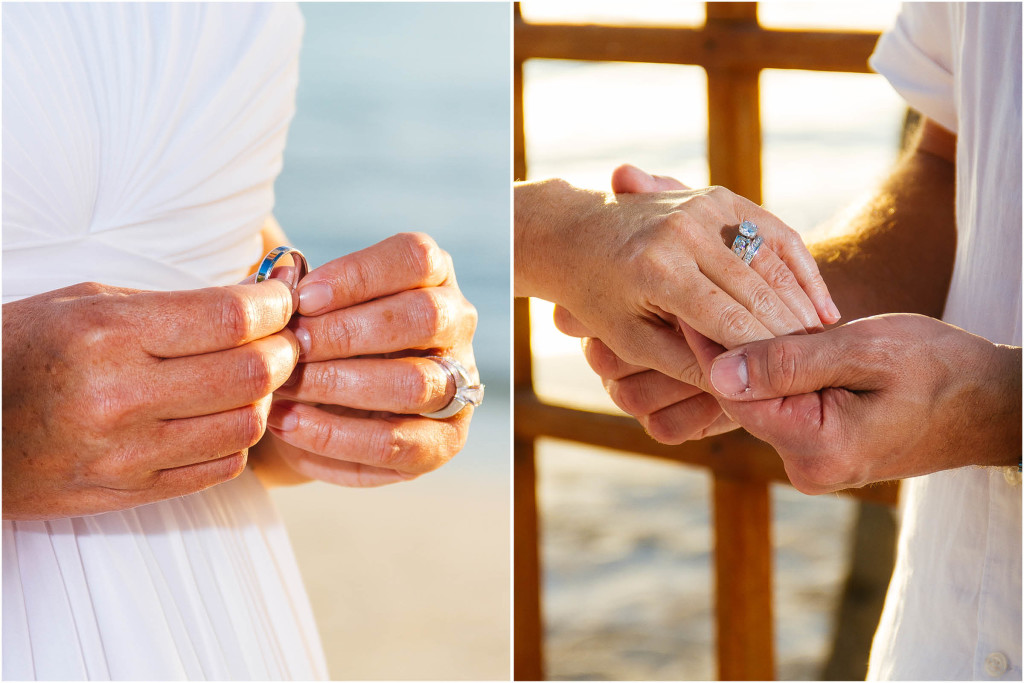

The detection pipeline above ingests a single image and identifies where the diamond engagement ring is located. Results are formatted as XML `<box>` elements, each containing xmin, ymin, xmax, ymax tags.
<box><xmin>420</xmin><ymin>356</ymin><xmax>485</xmax><ymax>419</ymax></box>
<box><xmin>255</xmin><ymin>246</ymin><xmax>309</xmax><ymax>291</ymax></box>
<box><xmin>730</xmin><ymin>221</ymin><xmax>763</xmax><ymax>266</ymax></box>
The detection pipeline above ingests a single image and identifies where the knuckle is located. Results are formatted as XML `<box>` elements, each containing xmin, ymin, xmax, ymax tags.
<box><xmin>583</xmin><ymin>339</ymin><xmax>616</xmax><ymax>376</ymax></box>
<box><xmin>410</xmin><ymin>289</ymin><xmax>451</xmax><ymax>338</ymax></box>
<box><xmin>643</xmin><ymin>412</ymin><xmax>688</xmax><ymax>445</ymax></box>
<box><xmin>238</xmin><ymin>348</ymin><xmax>276</xmax><ymax>397</ymax></box>
<box><xmin>718</xmin><ymin>305</ymin><xmax>758</xmax><ymax>344</ymax></box>
<box><xmin>763</xmin><ymin>340</ymin><xmax>800</xmax><ymax>395</ymax></box>
<box><xmin>461</xmin><ymin>298</ymin><xmax>479</xmax><ymax>335</ymax></box>
<box><xmin>322</xmin><ymin>314</ymin><xmax>357</xmax><ymax>357</ymax></box>
<box><xmin>310</xmin><ymin>416</ymin><xmax>340</xmax><ymax>456</ymax></box>
<box><xmin>609</xmin><ymin>380</ymin><xmax>649</xmax><ymax>417</ymax></box>
<box><xmin>219</xmin><ymin>293</ymin><xmax>254</xmax><ymax>346</ymax></box>
<box><xmin>760</xmin><ymin>259</ymin><xmax>799</xmax><ymax>293</ymax></box>
<box><xmin>72</xmin><ymin>306</ymin><xmax>122</xmax><ymax>352</ymax></box>
<box><xmin>399</xmin><ymin>364</ymin><xmax>444</xmax><ymax>408</ymax></box>
<box><xmin>368</xmin><ymin>425</ymin><xmax>413</xmax><ymax>470</ymax></box>
<box><xmin>334</xmin><ymin>257</ymin><xmax>372</xmax><ymax>305</ymax></box>
<box><xmin>72</xmin><ymin>281</ymin><xmax>108</xmax><ymax>296</ymax></box>
<box><xmin>788</xmin><ymin>456</ymin><xmax>841</xmax><ymax>495</ymax></box>
<box><xmin>747</xmin><ymin>285</ymin><xmax>778</xmax><ymax>319</ymax></box>
<box><xmin>236</xmin><ymin>404</ymin><xmax>267</xmax><ymax>448</ymax></box>
<box><xmin>89</xmin><ymin>383</ymin><xmax>134</xmax><ymax>430</ymax></box>
<box><xmin>398</xmin><ymin>232</ymin><xmax>444</xmax><ymax>282</ymax></box>
<box><xmin>218</xmin><ymin>452</ymin><xmax>248</xmax><ymax>482</ymax></box>
<box><xmin>307</xmin><ymin>362</ymin><xmax>344</xmax><ymax>394</ymax></box>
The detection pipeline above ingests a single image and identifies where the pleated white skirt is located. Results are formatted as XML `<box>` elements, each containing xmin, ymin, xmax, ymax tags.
<box><xmin>3</xmin><ymin>470</ymin><xmax>329</xmax><ymax>680</ymax></box>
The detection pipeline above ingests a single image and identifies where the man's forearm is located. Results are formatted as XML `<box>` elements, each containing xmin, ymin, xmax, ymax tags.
<box><xmin>811</xmin><ymin>119</ymin><xmax>957</xmax><ymax>322</ymax></box>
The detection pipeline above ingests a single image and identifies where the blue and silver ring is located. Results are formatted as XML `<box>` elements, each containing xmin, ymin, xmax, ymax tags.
<box><xmin>255</xmin><ymin>245</ymin><xmax>309</xmax><ymax>291</ymax></box>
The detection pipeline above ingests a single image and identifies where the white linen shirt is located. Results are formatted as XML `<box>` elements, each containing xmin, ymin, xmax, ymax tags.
<box><xmin>867</xmin><ymin>3</ymin><xmax>1022</xmax><ymax>680</ymax></box>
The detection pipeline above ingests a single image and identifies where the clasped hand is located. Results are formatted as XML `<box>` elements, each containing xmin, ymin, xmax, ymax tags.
<box><xmin>2</xmin><ymin>233</ymin><xmax>476</xmax><ymax>520</ymax></box>
<box><xmin>566</xmin><ymin>167</ymin><xmax>1020</xmax><ymax>492</ymax></box>
<box><xmin>254</xmin><ymin>232</ymin><xmax>478</xmax><ymax>487</ymax></box>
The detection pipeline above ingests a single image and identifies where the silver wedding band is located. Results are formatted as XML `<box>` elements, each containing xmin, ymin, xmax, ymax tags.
<box><xmin>730</xmin><ymin>221</ymin><xmax>763</xmax><ymax>266</ymax></box>
<box><xmin>420</xmin><ymin>355</ymin><xmax>485</xmax><ymax>419</ymax></box>
<box><xmin>255</xmin><ymin>246</ymin><xmax>309</xmax><ymax>291</ymax></box>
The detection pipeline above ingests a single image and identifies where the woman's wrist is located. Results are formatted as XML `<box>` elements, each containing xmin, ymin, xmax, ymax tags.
<box><xmin>514</xmin><ymin>178</ymin><xmax>601</xmax><ymax>303</ymax></box>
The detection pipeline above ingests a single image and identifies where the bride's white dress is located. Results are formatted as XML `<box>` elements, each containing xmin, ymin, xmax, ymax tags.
<box><xmin>2</xmin><ymin>3</ymin><xmax>329</xmax><ymax>679</ymax></box>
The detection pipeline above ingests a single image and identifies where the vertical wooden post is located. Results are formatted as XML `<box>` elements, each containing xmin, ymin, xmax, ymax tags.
<box><xmin>713</xmin><ymin>476</ymin><xmax>774</xmax><ymax>680</ymax></box>
<box><xmin>706</xmin><ymin>2</ymin><xmax>763</xmax><ymax>205</ymax></box>
<box><xmin>704</xmin><ymin>3</ymin><xmax>774</xmax><ymax>680</ymax></box>
<box><xmin>514</xmin><ymin>299</ymin><xmax>544</xmax><ymax>681</ymax></box>
<box><xmin>513</xmin><ymin>7</ymin><xmax>545</xmax><ymax>675</ymax></box>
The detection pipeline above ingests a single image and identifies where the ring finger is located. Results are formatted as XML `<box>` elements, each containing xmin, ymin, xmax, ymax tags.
<box><xmin>695</xmin><ymin>239</ymin><xmax>810</xmax><ymax>338</ymax></box>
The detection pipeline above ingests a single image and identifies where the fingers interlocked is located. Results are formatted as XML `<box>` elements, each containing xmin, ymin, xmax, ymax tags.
<box><xmin>266</xmin><ymin>232</ymin><xmax>479</xmax><ymax>484</ymax></box>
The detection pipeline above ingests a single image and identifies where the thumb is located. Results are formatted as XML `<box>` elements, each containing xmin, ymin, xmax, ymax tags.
<box><xmin>611</xmin><ymin>163</ymin><xmax>691</xmax><ymax>194</ymax></box>
<box><xmin>552</xmin><ymin>305</ymin><xmax>594</xmax><ymax>338</ymax></box>
<box><xmin>706</xmin><ymin>329</ymin><xmax>852</xmax><ymax>401</ymax></box>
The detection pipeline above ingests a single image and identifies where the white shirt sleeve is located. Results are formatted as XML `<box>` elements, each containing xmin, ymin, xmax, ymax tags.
<box><xmin>869</xmin><ymin>2</ymin><xmax>957</xmax><ymax>132</ymax></box>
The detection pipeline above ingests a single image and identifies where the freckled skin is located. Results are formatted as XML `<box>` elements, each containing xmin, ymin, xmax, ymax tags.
<box><xmin>516</xmin><ymin>175</ymin><xmax>836</xmax><ymax>390</ymax></box>
<box><xmin>554</xmin><ymin>123</ymin><xmax>1020</xmax><ymax>490</ymax></box>
<box><xmin>252</xmin><ymin>232</ymin><xmax>478</xmax><ymax>488</ymax></box>
<box><xmin>3</xmin><ymin>279</ymin><xmax>299</xmax><ymax>520</ymax></box>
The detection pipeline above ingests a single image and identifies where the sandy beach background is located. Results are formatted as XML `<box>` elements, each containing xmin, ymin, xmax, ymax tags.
<box><xmin>269</xmin><ymin>4</ymin><xmax>510</xmax><ymax>679</ymax></box>
<box><xmin>520</xmin><ymin>1</ymin><xmax>904</xmax><ymax>679</ymax></box>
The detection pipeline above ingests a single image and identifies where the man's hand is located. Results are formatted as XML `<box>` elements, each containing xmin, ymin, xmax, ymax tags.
<box><xmin>2</xmin><ymin>280</ymin><xmax>299</xmax><ymax>519</ymax></box>
<box><xmin>681</xmin><ymin>314</ymin><xmax>1022</xmax><ymax>494</ymax></box>
<box><xmin>252</xmin><ymin>232</ymin><xmax>478</xmax><ymax>487</ymax></box>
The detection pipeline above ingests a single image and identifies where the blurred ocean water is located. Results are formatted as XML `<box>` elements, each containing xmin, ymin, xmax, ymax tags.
<box><xmin>268</xmin><ymin>6</ymin><xmax>510</xmax><ymax>679</ymax></box>
<box><xmin>274</xmin><ymin>2</ymin><xmax>511</xmax><ymax>476</ymax></box>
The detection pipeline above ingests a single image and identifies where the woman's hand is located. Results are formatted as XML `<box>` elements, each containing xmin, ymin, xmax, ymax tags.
<box><xmin>251</xmin><ymin>232</ymin><xmax>478</xmax><ymax>487</ymax></box>
<box><xmin>682</xmin><ymin>314</ymin><xmax>1022</xmax><ymax>494</ymax></box>
<box><xmin>2</xmin><ymin>280</ymin><xmax>299</xmax><ymax>519</ymax></box>
<box><xmin>549</xmin><ymin>165</ymin><xmax>742</xmax><ymax>443</ymax></box>
<box><xmin>515</xmin><ymin>167</ymin><xmax>839</xmax><ymax>387</ymax></box>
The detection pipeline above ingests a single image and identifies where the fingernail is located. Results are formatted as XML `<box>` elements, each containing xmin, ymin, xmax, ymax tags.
<box><xmin>294</xmin><ymin>327</ymin><xmax>311</xmax><ymax>357</ymax></box>
<box><xmin>268</xmin><ymin>402</ymin><xmax>298</xmax><ymax>432</ymax></box>
<box><xmin>298</xmin><ymin>282</ymin><xmax>331</xmax><ymax>315</ymax></box>
<box><xmin>711</xmin><ymin>353</ymin><xmax>749</xmax><ymax>396</ymax></box>
<box><xmin>826</xmin><ymin>299</ymin><xmax>841</xmax><ymax>323</ymax></box>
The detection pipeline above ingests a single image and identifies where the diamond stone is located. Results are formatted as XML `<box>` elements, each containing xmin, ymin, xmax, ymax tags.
<box><xmin>739</xmin><ymin>220</ymin><xmax>758</xmax><ymax>238</ymax></box>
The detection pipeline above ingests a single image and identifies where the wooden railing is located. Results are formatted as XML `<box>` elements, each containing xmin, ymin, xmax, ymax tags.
<box><xmin>514</xmin><ymin>3</ymin><xmax>899</xmax><ymax>680</ymax></box>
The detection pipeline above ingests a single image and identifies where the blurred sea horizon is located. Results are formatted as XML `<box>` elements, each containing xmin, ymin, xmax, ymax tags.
<box><xmin>268</xmin><ymin>4</ymin><xmax>510</xmax><ymax>679</ymax></box>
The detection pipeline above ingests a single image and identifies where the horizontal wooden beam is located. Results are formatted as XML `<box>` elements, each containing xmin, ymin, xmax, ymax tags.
<box><xmin>514</xmin><ymin>391</ymin><xmax>899</xmax><ymax>506</ymax></box>
<box><xmin>515</xmin><ymin>21</ymin><xmax>880</xmax><ymax>74</ymax></box>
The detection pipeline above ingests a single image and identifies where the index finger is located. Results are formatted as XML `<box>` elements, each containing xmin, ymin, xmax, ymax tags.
<box><xmin>297</xmin><ymin>232</ymin><xmax>452</xmax><ymax>316</ymax></box>
<box><xmin>135</xmin><ymin>280</ymin><xmax>295</xmax><ymax>358</ymax></box>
